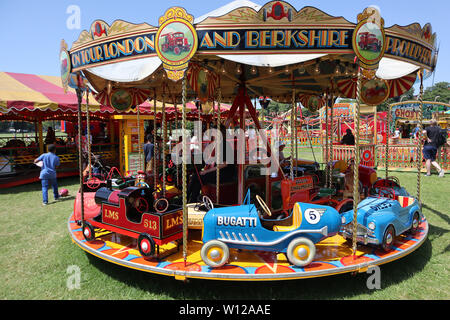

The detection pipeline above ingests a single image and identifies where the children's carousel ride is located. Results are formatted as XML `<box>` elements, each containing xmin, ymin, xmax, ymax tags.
<box><xmin>65</xmin><ymin>1</ymin><xmax>434</xmax><ymax>281</ymax></box>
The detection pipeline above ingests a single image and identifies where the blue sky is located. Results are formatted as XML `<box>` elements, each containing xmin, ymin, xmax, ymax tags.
<box><xmin>0</xmin><ymin>0</ymin><xmax>447</xmax><ymax>93</ymax></box>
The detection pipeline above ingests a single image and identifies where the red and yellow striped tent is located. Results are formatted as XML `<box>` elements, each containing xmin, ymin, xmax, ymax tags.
<box><xmin>0</xmin><ymin>72</ymin><xmax>230</xmax><ymax>121</ymax></box>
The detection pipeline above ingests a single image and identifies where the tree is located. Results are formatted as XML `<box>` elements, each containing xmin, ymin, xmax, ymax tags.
<box><xmin>422</xmin><ymin>82</ymin><xmax>450</xmax><ymax>103</ymax></box>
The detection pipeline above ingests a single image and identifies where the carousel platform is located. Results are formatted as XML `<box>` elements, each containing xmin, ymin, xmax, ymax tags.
<box><xmin>68</xmin><ymin>212</ymin><xmax>428</xmax><ymax>281</ymax></box>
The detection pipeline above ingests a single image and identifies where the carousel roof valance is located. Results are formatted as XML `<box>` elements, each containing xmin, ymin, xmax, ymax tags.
<box><xmin>63</xmin><ymin>0</ymin><xmax>438</xmax><ymax>105</ymax></box>
<box><xmin>0</xmin><ymin>72</ymin><xmax>230</xmax><ymax>121</ymax></box>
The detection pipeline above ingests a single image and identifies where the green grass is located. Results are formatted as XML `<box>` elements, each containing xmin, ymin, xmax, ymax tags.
<box><xmin>0</xmin><ymin>158</ymin><xmax>449</xmax><ymax>299</ymax></box>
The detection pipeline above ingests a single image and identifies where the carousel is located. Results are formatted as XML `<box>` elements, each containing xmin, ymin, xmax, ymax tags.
<box><xmin>65</xmin><ymin>0</ymin><xmax>434</xmax><ymax>281</ymax></box>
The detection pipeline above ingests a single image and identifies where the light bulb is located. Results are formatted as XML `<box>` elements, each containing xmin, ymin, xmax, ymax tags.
<box><xmin>314</xmin><ymin>64</ymin><xmax>320</xmax><ymax>74</ymax></box>
<box><xmin>236</xmin><ymin>64</ymin><xmax>242</xmax><ymax>75</ymax></box>
<box><xmin>298</xmin><ymin>66</ymin><xmax>306</xmax><ymax>74</ymax></box>
<box><xmin>334</xmin><ymin>65</ymin><xmax>341</xmax><ymax>76</ymax></box>
<box><xmin>251</xmin><ymin>65</ymin><xmax>257</xmax><ymax>75</ymax></box>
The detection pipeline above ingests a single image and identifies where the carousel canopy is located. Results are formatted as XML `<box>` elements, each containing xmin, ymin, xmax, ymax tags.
<box><xmin>0</xmin><ymin>72</ymin><xmax>230</xmax><ymax>121</ymax></box>
<box><xmin>64</xmin><ymin>0</ymin><xmax>438</xmax><ymax>107</ymax></box>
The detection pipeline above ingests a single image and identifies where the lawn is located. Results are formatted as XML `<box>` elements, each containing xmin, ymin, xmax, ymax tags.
<box><xmin>0</xmin><ymin>149</ymin><xmax>448</xmax><ymax>300</ymax></box>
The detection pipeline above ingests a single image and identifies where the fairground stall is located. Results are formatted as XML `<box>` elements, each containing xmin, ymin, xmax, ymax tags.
<box><xmin>378</xmin><ymin>100</ymin><xmax>450</xmax><ymax>172</ymax></box>
<box><xmin>0</xmin><ymin>72</ymin><xmax>120</xmax><ymax>188</ymax></box>
<box><xmin>65</xmin><ymin>0</ymin><xmax>436</xmax><ymax>281</ymax></box>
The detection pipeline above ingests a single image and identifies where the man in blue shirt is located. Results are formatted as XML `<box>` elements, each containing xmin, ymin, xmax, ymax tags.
<box><xmin>34</xmin><ymin>144</ymin><xmax>61</xmax><ymax>205</ymax></box>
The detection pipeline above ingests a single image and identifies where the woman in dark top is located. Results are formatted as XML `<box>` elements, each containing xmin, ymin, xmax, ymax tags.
<box><xmin>341</xmin><ymin>129</ymin><xmax>355</xmax><ymax>145</ymax></box>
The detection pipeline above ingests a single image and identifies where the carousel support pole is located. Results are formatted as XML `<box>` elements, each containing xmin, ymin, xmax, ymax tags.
<box><xmin>416</xmin><ymin>70</ymin><xmax>424</xmax><ymax>207</ymax></box>
<box><xmin>153</xmin><ymin>93</ymin><xmax>157</xmax><ymax>189</ymax></box>
<box><xmin>385</xmin><ymin>104</ymin><xmax>391</xmax><ymax>179</ymax></box>
<box><xmin>76</xmin><ymin>85</ymin><xmax>85</xmax><ymax>228</ymax></box>
<box><xmin>38</xmin><ymin>121</ymin><xmax>44</xmax><ymax>154</ymax></box>
<box><xmin>325</xmin><ymin>96</ymin><xmax>329</xmax><ymax>187</ymax></box>
<box><xmin>85</xmin><ymin>88</ymin><xmax>92</xmax><ymax>179</ymax></box>
<box><xmin>352</xmin><ymin>67</ymin><xmax>363</xmax><ymax>256</ymax></box>
<box><xmin>238</xmin><ymin>90</ymin><xmax>245</xmax><ymax>204</ymax></box>
<box><xmin>175</xmin><ymin>101</ymin><xmax>179</xmax><ymax>188</ymax></box>
<box><xmin>290</xmin><ymin>90</ymin><xmax>295</xmax><ymax>180</ymax></box>
<box><xmin>294</xmin><ymin>104</ymin><xmax>299</xmax><ymax>177</ymax></box>
<box><xmin>182</xmin><ymin>76</ymin><xmax>188</xmax><ymax>267</ymax></box>
<box><xmin>216</xmin><ymin>86</ymin><xmax>222</xmax><ymax>204</ymax></box>
<box><xmin>329</xmin><ymin>90</ymin><xmax>334</xmax><ymax>188</ymax></box>
<box><xmin>162</xmin><ymin>91</ymin><xmax>166</xmax><ymax>197</ymax></box>
<box><xmin>137</xmin><ymin>104</ymin><xmax>143</xmax><ymax>172</ymax></box>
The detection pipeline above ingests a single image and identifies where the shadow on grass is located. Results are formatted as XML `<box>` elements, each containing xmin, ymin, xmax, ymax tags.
<box><xmin>84</xmin><ymin>234</ymin><xmax>432</xmax><ymax>300</ymax></box>
<box><xmin>0</xmin><ymin>176</ymin><xmax>79</xmax><ymax>195</ymax></box>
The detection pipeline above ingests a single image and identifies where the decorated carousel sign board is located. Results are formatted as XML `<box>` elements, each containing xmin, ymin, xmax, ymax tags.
<box><xmin>66</xmin><ymin>3</ymin><xmax>437</xmax><ymax>73</ymax></box>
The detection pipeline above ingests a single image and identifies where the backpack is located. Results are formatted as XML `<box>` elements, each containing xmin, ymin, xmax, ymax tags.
<box><xmin>435</xmin><ymin>129</ymin><xmax>447</xmax><ymax>148</ymax></box>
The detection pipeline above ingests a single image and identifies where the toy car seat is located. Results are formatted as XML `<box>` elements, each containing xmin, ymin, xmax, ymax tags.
<box><xmin>273</xmin><ymin>203</ymin><xmax>302</xmax><ymax>232</ymax></box>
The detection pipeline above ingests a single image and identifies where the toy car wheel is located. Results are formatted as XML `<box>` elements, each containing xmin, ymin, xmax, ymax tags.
<box><xmin>410</xmin><ymin>212</ymin><xmax>420</xmax><ymax>234</ymax></box>
<box><xmin>286</xmin><ymin>237</ymin><xmax>316</xmax><ymax>267</ymax></box>
<box><xmin>381</xmin><ymin>225</ymin><xmax>395</xmax><ymax>252</ymax></box>
<box><xmin>82</xmin><ymin>221</ymin><xmax>95</xmax><ymax>241</ymax></box>
<box><xmin>201</xmin><ymin>240</ymin><xmax>229</xmax><ymax>268</ymax></box>
<box><xmin>138</xmin><ymin>233</ymin><xmax>155</xmax><ymax>257</ymax></box>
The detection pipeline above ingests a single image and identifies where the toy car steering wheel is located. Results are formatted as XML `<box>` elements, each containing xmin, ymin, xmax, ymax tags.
<box><xmin>378</xmin><ymin>187</ymin><xmax>396</xmax><ymax>199</ymax></box>
<box><xmin>136</xmin><ymin>181</ymin><xmax>150</xmax><ymax>188</ymax></box>
<box><xmin>202</xmin><ymin>195</ymin><xmax>214</xmax><ymax>211</ymax></box>
<box><xmin>373</xmin><ymin>177</ymin><xmax>400</xmax><ymax>189</ymax></box>
<box><xmin>256</xmin><ymin>194</ymin><xmax>272</xmax><ymax>217</ymax></box>
<box><xmin>86</xmin><ymin>176</ymin><xmax>102</xmax><ymax>189</ymax></box>
<box><xmin>154</xmin><ymin>198</ymin><xmax>169</xmax><ymax>213</ymax></box>
<box><xmin>133</xmin><ymin>197</ymin><xmax>149</xmax><ymax>213</ymax></box>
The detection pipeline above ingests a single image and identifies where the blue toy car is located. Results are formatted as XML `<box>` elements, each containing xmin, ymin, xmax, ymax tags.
<box><xmin>340</xmin><ymin>189</ymin><xmax>422</xmax><ymax>251</ymax></box>
<box><xmin>200</xmin><ymin>191</ymin><xmax>341</xmax><ymax>267</ymax></box>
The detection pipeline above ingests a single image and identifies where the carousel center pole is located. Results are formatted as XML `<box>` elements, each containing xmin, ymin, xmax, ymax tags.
<box><xmin>352</xmin><ymin>67</ymin><xmax>363</xmax><ymax>256</ymax></box>
<box><xmin>182</xmin><ymin>76</ymin><xmax>188</xmax><ymax>266</ymax></box>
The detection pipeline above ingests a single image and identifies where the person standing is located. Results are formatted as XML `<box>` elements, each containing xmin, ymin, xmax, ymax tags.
<box><xmin>34</xmin><ymin>144</ymin><xmax>61</xmax><ymax>205</ymax></box>
<box><xmin>341</xmin><ymin>129</ymin><xmax>355</xmax><ymax>145</ymax></box>
<box><xmin>422</xmin><ymin>120</ymin><xmax>445</xmax><ymax>177</ymax></box>
<box><xmin>143</xmin><ymin>134</ymin><xmax>154</xmax><ymax>172</ymax></box>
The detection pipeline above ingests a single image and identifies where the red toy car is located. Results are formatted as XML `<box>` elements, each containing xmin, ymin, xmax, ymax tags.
<box><xmin>81</xmin><ymin>186</ymin><xmax>182</xmax><ymax>258</ymax></box>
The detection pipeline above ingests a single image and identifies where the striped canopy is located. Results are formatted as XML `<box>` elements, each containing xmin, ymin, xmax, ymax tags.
<box><xmin>0</xmin><ymin>72</ymin><xmax>230</xmax><ymax>121</ymax></box>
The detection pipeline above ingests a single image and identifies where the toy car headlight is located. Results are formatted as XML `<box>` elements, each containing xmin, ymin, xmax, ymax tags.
<box><xmin>368</xmin><ymin>222</ymin><xmax>376</xmax><ymax>230</ymax></box>
<box><xmin>341</xmin><ymin>216</ymin><xmax>346</xmax><ymax>224</ymax></box>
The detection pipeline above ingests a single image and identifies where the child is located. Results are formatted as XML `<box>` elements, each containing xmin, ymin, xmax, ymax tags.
<box><xmin>34</xmin><ymin>144</ymin><xmax>60</xmax><ymax>205</ymax></box>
